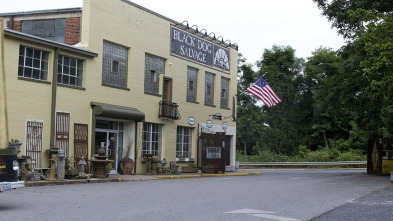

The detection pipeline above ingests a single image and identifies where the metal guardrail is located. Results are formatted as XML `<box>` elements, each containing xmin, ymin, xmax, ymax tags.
<box><xmin>239</xmin><ymin>161</ymin><xmax>367</xmax><ymax>166</ymax></box>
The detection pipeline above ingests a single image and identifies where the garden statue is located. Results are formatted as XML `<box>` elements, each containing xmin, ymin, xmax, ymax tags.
<box><xmin>143</xmin><ymin>153</ymin><xmax>153</xmax><ymax>175</ymax></box>
<box><xmin>78</xmin><ymin>157</ymin><xmax>87</xmax><ymax>173</ymax></box>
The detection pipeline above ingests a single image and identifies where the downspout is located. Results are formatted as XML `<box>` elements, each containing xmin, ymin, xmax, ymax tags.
<box><xmin>49</xmin><ymin>48</ymin><xmax>59</xmax><ymax>157</ymax></box>
<box><xmin>134</xmin><ymin>121</ymin><xmax>138</xmax><ymax>175</ymax></box>
<box><xmin>0</xmin><ymin>19</ymin><xmax>9</xmax><ymax>149</ymax></box>
<box><xmin>9</xmin><ymin>16</ymin><xmax>14</xmax><ymax>30</ymax></box>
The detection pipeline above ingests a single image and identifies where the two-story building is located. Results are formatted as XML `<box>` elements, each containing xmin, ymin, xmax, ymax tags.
<box><xmin>0</xmin><ymin>0</ymin><xmax>238</xmax><ymax>175</ymax></box>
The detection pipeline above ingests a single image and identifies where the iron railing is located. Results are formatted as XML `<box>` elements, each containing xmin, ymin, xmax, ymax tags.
<box><xmin>159</xmin><ymin>100</ymin><xmax>181</xmax><ymax>120</ymax></box>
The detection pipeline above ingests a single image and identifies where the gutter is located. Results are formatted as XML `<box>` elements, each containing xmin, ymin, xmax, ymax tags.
<box><xmin>4</xmin><ymin>29</ymin><xmax>97</xmax><ymax>57</ymax></box>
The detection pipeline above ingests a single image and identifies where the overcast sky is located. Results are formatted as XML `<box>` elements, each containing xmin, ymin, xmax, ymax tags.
<box><xmin>1</xmin><ymin>0</ymin><xmax>345</xmax><ymax>65</ymax></box>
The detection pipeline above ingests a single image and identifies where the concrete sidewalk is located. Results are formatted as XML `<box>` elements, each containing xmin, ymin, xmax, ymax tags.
<box><xmin>25</xmin><ymin>171</ymin><xmax>261</xmax><ymax>187</ymax></box>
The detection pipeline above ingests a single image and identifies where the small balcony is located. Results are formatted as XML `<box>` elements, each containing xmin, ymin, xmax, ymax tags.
<box><xmin>159</xmin><ymin>100</ymin><xmax>181</xmax><ymax>120</ymax></box>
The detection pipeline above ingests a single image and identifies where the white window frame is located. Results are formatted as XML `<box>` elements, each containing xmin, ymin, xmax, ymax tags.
<box><xmin>176</xmin><ymin>127</ymin><xmax>192</xmax><ymax>160</ymax></box>
<box><xmin>142</xmin><ymin>123</ymin><xmax>162</xmax><ymax>158</ymax></box>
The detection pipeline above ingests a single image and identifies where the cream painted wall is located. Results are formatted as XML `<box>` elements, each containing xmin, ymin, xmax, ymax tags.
<box><xmin>4</xmin><ymin>38</ymin><xmax>53</xmax><ymax>167</ymax></box>
<box><xmin>3</xmin><ymin>0</ymin><xmax>237</xmax><ymax>174</ymax></box>
<box><xmin>80</xmin><ymin>0</ymin><xmax>238</xmax><ymax>174</ymax></box>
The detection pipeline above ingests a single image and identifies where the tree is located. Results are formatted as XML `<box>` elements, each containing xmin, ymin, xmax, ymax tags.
<box><xmin>315</xmin><ymin>1</ymin><xmax>393</xmax><ymax>141</ymax></box>
<box><xmin>255</xmin><ymin>46</ymin><xmax>307</xmax><ymax>155</ymax></box>
<box><xmin>236</xmin><ymin>54</ymin><xmax>263</xmax><ymax>155</ymax></box>
<box><xmin>313</xmin><ymin>0</ymin><xmax>393</xmax><ymax>40</ymax></box>
<box><xmin>352</xmin><ymin>10</ymin><xmax>393</xmax><ymax>138</ymax></box>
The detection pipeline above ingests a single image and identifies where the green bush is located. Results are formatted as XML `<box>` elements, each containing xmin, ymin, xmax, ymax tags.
<box><xmin>236</xmin><ymin>147</ymin><xmax>366</xmax><ymax>163</ymax></box>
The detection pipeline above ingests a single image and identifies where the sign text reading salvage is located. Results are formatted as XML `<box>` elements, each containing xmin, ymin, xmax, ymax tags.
<box><xmin>170</xmin><ymin>25</ymin><xmax>230</xmax><ymax>73</ymax></box>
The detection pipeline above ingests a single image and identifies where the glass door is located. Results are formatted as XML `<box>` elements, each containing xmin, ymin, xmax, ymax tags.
<box><xmin>108</xmin><ymin>132</ymin><xmax>117</xmax><ymax>170</ymax></box>
<box><xmin>94</xmin><ymin>130</ymin><xmax>118</xmax><ymax>174</ymax></box>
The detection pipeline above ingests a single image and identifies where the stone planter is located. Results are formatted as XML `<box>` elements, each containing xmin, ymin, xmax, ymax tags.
<box><xmin>8</xmin><ymin>142</ymin><xmax>22</xmax><ymax>154</ymax></box>
<box><xmin>181</xmin><ymin>167</ymin><xmax>198</xmax><ymax>173</ymax></box>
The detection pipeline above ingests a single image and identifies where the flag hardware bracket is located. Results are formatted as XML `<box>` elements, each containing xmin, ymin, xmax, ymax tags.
<box><xmin>209</xmin><ymin>113</ymin><xmax>222</xmax><ymax>120</ymax></box>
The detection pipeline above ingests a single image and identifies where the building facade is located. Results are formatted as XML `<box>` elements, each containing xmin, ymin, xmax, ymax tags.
<box><xmin>0</xmin><ymin>0</ymin><xmax>238</xmax><ymax>175</ymax></box>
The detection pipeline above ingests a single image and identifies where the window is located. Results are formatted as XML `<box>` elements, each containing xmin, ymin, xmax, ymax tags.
<box><xmin>18</xmin><ymin>46</ymin><xmax>49</xmax><ymax>80</ymax></box>
<box><xmin>206</xmin><ymin>85</ymin><xmax>211</xmax><ymax>95</ymax></box>
<box><xmin>142</xmin><ymin>123</ymin><xmax>162</xmax><ymax>157</ymax></box>
<box><xmin>221</xmin><ymin>77</ymin><xmax>229</xmax><ymax>108</ymax></box>
<box><xmin>151</xmin><ymin>70</ymin><xmax>157</xmax><ymax>82</ymax></box>
<box><xmin>176</xmin><ymin>127</ymin><xmax>192</xmax><ymax>159</ymax></box>
<box><xmin>186</xmin><ymin>67</ymin><xmax>197</xmax><ymax>102</ymax></box>
<box><xmin>57</xmin><ymin>55</ymin><xmax>83</xmax><ymax>87</ymax></box>
<box><xmin>221</xmin><ymin>89</ymin><xmax>227</xmax><ymax>98</ymax></box>
<box><xmin>112</xmin><ymin>60</ymin><xmax>119</xmax><ymax>73</ymax></box>
<box><xmin>22</xmin><ymin>19</ymin><xmax>65</xmax><ymax>43</ymax></box>
<box><xmin>102</xmin><ymin>41</ymin><xmax>128</xmax><ymax>88</ymax></box>
<box><xmin>144</xmin><ymin>54</ymin><xmax>165</xmax><ymax>94</ymax></box>
<box><xmin>204</xmin><ymin>72</ymin><xmax>214</xmax><ymax>105</ymax></box>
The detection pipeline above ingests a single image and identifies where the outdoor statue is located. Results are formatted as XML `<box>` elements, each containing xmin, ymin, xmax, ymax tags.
<box><xmin>25</xmin><ymin>162</ymin><xmax>34</xmax><ymax>181</ymax></box>
<box><xmin>78</xmin><ymin>157</ymin><xmax>87</xmax><ymax>173</ymax></box>
<box><xmin>161</xmin><ymin>158</ymin><xmax>167</xmax><ymax>170</ymax></box>
<box><xmin>143</xmin><ymin>154</ymin><xmax>153</xmax><ymax>175</ymax></box>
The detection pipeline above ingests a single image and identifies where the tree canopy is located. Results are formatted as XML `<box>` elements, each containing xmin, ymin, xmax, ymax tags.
<box><xmin>236</xmin><ymin>2</ymin><xmax>393</xmax><ymax>157</ymax></box>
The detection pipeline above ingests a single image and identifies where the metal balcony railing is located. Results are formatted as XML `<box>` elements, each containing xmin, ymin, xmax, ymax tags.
<box><xmin>159</xmin><ymin>100</ymin><xmax>181</xmax><ymax>120</ymax></box>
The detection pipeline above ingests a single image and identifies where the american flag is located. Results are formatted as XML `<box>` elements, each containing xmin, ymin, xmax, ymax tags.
<box><xmin>246</xmin><ymin>76</ymin><xmax>282</xmax><ymax>107</ymax></box>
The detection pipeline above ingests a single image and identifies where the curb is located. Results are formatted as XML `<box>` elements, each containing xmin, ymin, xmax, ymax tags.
<box><xmin>155</xmin><ymin>172</ymin><xmax>261</xmax><ymax>179</ymax></box>
<box><xmin>25</xmin><ymin>178</ymin><xmax>122</xmax><ymax>187</ymax></box>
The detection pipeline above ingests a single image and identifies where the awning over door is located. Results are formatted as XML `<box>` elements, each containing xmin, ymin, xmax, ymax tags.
<box><xmin>91</xmin><ymin>102</ymin><xmax>145</xmax><ymax>122</ymax></box>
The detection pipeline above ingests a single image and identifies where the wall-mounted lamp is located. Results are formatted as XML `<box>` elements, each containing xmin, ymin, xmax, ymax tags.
<box><xmin>232</xmin><ymin>43</ymin><xmax>239</xmax><ymax>50</ymax></box>
<box><xmin>225</xmin><ymin>40</ymin><xmax>232</xmax><ymax>47</ymax></box>
<box><xmin>190</xmin><ymin>25</ymin><xmax>198</xmax><ymax>33</ymax></box>
<box><xmin>217</xmin><ymin>36</ymin><xmax>224</xmax><ymax>44</ymax></box>
<box><xmin>208</xmin><ymin>32</ymin><xmax>216</xmax><ymax>40</ymax></box>
<box><xmin>181</xmin><ymin>21</ymin><xmax>189</xmax><ymax>29</ymax></box>
<box><xmin>199</xmin><ymin>29</ymin><xmax>208</xmax><ymax>37</ymax></box>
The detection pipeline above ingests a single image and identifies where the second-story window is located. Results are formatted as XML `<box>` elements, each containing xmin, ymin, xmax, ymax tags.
<box><xmin>204</xmin><ymin>72</ymin><xmax>214</xmax><ymax>106</ymax></box>
<box><xmin>57</xmin><ymin>55</ymin><xmax>83</xmax><ymax>87</ymax></box>
<box><xmin>102</xmin><ymin>41</ymin><xmax>128</xmax><ymax>89</ymax></box>
<box><xmin>186</xmin><ymin>67</ymin><xmax>197</xmax><ymax>103</ymax></box>
<box><xmin>144</xmin><ymin>54</ymin><xmax>164</xmax><ymax>95</ymax></box>
<box><xmin>22</xmin><ymin>19</ymin><xmax>66</xmax><ymax>43</ymax></box>
<box><xmin>18</xmin><ymin>45</ymin><xmax>49</xmax><ymax>80</ymax></box>
<box><xmin>221</xmin><ymin>77</ymin><xmax>229</xmax><ymax>108</ymax></box>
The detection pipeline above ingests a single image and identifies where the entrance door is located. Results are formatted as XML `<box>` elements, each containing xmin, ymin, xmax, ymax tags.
<box><xmin>199</xmin><ymin>132</ymin><xmax>226</xmax><ymax>173</ymax></box>
<box><xmin>162</xmin><ymin>78</ymin><xmax>173</xmax><ymax>117</ymax></box>
<box><xmin>95</xmin><ymin>130</ymin><xmax>118</xmax><ymax>174</ymax></box>
<box><xmin>163</xmin><ymin>78</ymin><xmax>172</xmax><ymax>103</ymax></box>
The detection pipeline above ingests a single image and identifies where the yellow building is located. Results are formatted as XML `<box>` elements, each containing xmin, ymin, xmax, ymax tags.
<box><xmin>0</xmin><ymin>0</ymin><xmax>238</xmax><ymax>175</ymax></box>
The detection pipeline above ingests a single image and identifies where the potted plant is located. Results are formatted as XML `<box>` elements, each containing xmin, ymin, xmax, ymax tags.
<box><xmin>9</xmin><ymin>138</ymin><xmax>22</xmax><ymax>153</ymax></box>
<box><xmin>106</xmin><ymin>162</ymin><xmax>113</xmax><ymax>175</ymax></box>
<box><xmin>119</xmin><ymin>139</ymin><xmax>134</xmax><ymax>175</ymax></box>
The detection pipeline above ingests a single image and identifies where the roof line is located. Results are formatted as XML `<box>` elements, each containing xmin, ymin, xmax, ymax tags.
<box><xmin>4</xmin><ymin>29</ymin><xmax>97</xmax><ymax>57</ymax></box>
<box><xmin>121</xmin><ymin>0</ymin><xmax>238</xmax><ymax>50</ymax></box>
<box><xmin>0</xmin><ymin>8</ymin><xmax>82</xmax><ymax>17</ymax></box>
<box><xmin>121</xmin><ymin>0</ymin><xmax>178</xmax><ymax>24</ymax></box>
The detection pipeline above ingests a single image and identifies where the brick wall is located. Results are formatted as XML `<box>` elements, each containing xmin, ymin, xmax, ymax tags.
<box><xmin>65</xmin><ymin>17</ymin><xmax>80</xmax><ymax>45</ymax></box>
<box><xmin>12</xmin><ymin>20</ymin><xmax>22</xmax><ymax>32</ymax></box>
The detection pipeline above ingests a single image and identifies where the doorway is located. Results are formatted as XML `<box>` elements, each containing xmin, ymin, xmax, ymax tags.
<box><xmin>95</xmin><ymin>120</ymin><xmax>124</xmax><ymax>174</ymax></box>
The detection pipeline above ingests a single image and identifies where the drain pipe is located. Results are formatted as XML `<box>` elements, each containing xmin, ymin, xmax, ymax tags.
<box><xmin>0</xmin><ymin>19</ymin><xmax>9</xmax><ymax>149</ymax></box>
<box><xmin>49</xmin><ymin>48</ymin><xmax>59</xmax><ymax>159</ymax></box>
